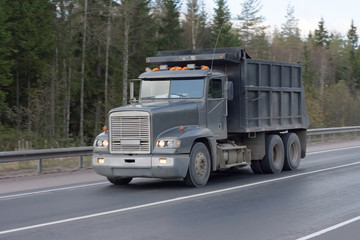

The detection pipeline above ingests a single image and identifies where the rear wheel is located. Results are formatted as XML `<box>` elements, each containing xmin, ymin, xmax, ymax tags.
<box><xmin>261</xmin><ymin>134</ymin><xmax>284</xmax><ymax>174</ymax></box>
<box><xmin>107</xmin><ymin>177</ymin><xmax>133</xmax><ymax>185</ymax></box>
<box><xmin>251</xmin><ymin>160</ymin><xmax>264</xmax><ymax>174</ymax></box>
<box><xmin>184</xmin><ymin>142</ymin><xmax>211</xmax><ymax>187</ymax></box>
<box><xmin>282</xmin><ymin>133</ymin><xmax>301</xmax><ymax>170</ymax></box>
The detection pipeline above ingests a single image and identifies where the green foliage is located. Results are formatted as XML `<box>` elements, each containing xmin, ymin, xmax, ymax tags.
<box><xmin>305</xmin><ymin>90</ymin><xmax>324</xmax><ymax>128</ymax></box>
<box><xmin>314</xmin><ymin>18</ymin><xmax>330</xmax><ymax>47</ymax></box>
<box><xmin>238</xmin><ymin>0</ymin><xmax>266</xmax><ymax>48</ymax></box>
<box><xmin>275</xmin><ymin>3</ymin><xmax>302</xmax><ymax>62</ymax></box>
<box><xmin>322</xmin><ymin>81</ymin><xmax>360</xmax><ymax>127</ymax></box>
<box><xmin>0</xmin><ymin>0</ymin><xmax>13</xmax><ymax>124</ymax></box>
<box><xmin>157</xmin><ymin>0</ymin><xmax>183</xmax><ymax>50</ymax></box>
<box><xmin>182</xmin><ymin>0</ymin><xmax>212</xmax><ymax>49</ymax></box>
<box><xmin>1</xmin><ymin>0</ymin><xmax>360</xmax><ymax>151</ymax></box>
<box><xmin>212</xmin><ymin>0</ymin><xmax>238</xmax><ymax>48</ymax></box>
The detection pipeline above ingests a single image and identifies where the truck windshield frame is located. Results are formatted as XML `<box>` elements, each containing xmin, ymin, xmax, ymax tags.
<box><xmin>140</xmin><ymin>78</ymin><xmax>205</xmax><ymax>99</ymax></box>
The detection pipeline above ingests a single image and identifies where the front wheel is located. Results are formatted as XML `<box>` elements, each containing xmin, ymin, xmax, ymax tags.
<box><xmin>184</xmin><ymin>142</ymin><xmax>211</xmax><ymax>187</ymax></box>
<box><xmin>107</xmin><ymin>177</ymin><xmax>133</xmax><ymax>185</ymax></box>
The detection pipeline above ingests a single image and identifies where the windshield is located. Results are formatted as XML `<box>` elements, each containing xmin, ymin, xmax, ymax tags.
<box><xmin>140</xmin><ymin>78</ymin><xmax>204</xmax><ymax>99</ymax></box>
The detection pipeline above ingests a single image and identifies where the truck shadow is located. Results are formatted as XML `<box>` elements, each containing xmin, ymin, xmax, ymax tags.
<box><xmin>106</xmin><ymin>167</ymin><xmax>257</xmax><ymax>190</ymax></box>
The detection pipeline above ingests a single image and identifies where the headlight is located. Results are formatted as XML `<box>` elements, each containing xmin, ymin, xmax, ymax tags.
<box><xmin>156</xmin><ymin>139</ymin><xmax>181</xmax><ymax>148</ymax></box>
<box><xmin>95</xmin><ymin>139</ymin><xmax>109</xmax><ymax>148</ymax></box>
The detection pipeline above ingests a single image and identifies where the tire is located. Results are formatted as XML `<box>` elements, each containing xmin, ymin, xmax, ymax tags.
<box><xmin>184</xmin><ymin>142</ymin><xmax>211</xmax><ymax>187</ymax></box>
<box><xmin>251</xmin><ymin>160</ymin><xmax>264</xmax><ymax>174</ymax></box>
<box><xmin>282</xmin><ymin>133</ymin><xmax>301</xmax><ymax>171</ymax></box>
<box><xmin>107</xmin><ymin>177</ymin><xmax>133</xmax><ymax>185</ymax></box>
<box><xmin>261</xmin><ymin>134</ymin><xmax>284</xmax><ymax>174</ymax></box>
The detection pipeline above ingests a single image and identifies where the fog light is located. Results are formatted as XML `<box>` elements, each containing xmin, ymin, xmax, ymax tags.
<box><xmin>98</xmin><ymin>158</ymin><xmax>105</xmax><ymax>164</ymax></box>
<box><xmin>159</xmin><ymin>158</ymin><xmax>167</xmax><ymax>164</ymax></box>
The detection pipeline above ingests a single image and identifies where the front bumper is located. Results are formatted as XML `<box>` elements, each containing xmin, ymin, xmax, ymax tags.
<box><xmin>92</xmin><ymin>153</ymin><xmax>190</xmax><ymax>179</ymax></box>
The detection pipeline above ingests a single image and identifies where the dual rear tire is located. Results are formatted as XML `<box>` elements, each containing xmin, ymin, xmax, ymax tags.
<box><xmin>251</xmin><ymin>133</ymin><xmax>301</xmax><ymax>174</ymax></box>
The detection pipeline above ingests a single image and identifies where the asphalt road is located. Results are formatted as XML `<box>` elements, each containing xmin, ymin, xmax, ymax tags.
<box><xmin>0</xmin><ymin>141</ymin><xmax>359</xmax><ymax>240</ymax></box>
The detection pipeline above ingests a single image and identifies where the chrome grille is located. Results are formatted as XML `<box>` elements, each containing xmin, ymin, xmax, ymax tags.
<box><xmin>109</xmin><ymin>111</ymin><xmax>151</xmax><ymax>154</ymax></box>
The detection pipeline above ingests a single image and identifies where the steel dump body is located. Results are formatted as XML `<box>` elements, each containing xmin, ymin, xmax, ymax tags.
<box><xmin>147</xmin><ymin>47</ymin><xmax>309</xmax><ymax>133</ymax></box>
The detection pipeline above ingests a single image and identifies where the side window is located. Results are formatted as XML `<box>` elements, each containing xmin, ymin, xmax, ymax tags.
<box><xmin>208</xmin><ymin>78</ymin><xmax>223</xmax><ymax>99</ymax></box>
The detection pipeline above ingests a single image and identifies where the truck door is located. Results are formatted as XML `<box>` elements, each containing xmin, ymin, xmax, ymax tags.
<box><xmin>207</xmin><ymin>77</ymin><xmax>227</xmax><ymax>139</ymax></box>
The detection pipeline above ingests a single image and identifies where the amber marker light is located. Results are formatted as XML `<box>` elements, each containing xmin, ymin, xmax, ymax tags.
<box><xmin>98</xmin><ymin>158</ymin><xmax>105</xmax><ymax>164</ymax></box>
<box><xmin>202</xmin><ymin>65</ymin><xmax>209</xmax><ymax>70</ymax></box>
<box><xmin>159</xmin><ymin>158</ymin><xmax>167</xmax><ymax>164</ymax></box>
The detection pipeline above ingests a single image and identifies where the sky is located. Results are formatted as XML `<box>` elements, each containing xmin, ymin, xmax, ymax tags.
<box><xmin>198</xmin><ymin>0</ymin><xmax>360</xmax><ymax>37</ymax></box>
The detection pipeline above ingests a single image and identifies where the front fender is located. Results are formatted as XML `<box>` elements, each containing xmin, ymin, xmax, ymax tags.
<box><xmin>153</xmin><ymin>125</ymin><xmax>215</xmax><ymax>154</ymax></box>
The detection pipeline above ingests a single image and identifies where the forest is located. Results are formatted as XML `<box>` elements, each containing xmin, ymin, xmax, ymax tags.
<box><xmin>0</xmin><ymin>0</ymin><xmax>360</xmax><ymax>151</ymax></box>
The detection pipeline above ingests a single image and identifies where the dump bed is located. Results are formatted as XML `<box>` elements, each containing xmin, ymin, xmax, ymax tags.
<box><xmin>227</xmin><ymin>58</ymin><xmax>309</xmax><ymax>133</ymax></box>
<box><xmin>147</xmin><ymin>47</ymin><xmax>309</xmax><ymax>133</ymax></box>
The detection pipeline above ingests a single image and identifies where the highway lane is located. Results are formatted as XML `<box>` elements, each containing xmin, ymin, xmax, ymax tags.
<box><xmin>0</xmin><ymin>142</ymin><xmax>359</xmax><ymax>240</ymax></box>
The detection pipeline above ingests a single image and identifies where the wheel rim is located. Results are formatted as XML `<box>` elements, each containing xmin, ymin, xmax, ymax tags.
<box><xmin>195</xmin><ymin>152</ymin><xmax>208</xmax><ymax>179</ymax></box>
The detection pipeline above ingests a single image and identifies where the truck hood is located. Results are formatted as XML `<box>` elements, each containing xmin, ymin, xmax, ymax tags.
<box><xmin>109</xmin><ymin>101</ymin><xmax>201</xmax><ymax>140</ymax></box>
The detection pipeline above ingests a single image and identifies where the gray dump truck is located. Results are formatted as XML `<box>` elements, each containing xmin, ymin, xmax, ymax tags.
<box><xmin>92</xmin><ymin>47</ymin><xmax>309</xmax><ymax>187</ymax></box>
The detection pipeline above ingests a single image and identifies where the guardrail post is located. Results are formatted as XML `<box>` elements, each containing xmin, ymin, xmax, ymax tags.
<box><xmin>79</xmin><ymin>156</ymin><xmax>83</xmax><ymax>169</ymax></box>
<box><xmin>38</xmin><ymin>159</ymin><xmax>42</xmax><ymax>173</ymax></box>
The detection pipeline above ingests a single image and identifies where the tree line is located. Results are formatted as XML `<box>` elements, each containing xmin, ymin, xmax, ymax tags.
<box><xmin>0</xmin><ymin>0</ymin><xmax>359</xmax><ymax>150</ymax></box>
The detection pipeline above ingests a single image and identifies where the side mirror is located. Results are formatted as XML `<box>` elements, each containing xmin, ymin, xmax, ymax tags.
<box><xmin>226</xmin><ymin>81</ymin><xmax>233</xmax><ymax>100</ymax></box>
<box><xmin>130</xmin><ymin>79</ymin><xmax>141</xmax><ymax>102</ymax></box>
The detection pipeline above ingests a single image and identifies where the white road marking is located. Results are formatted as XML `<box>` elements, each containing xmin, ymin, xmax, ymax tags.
<box><xmin>0</xmin><ymin>182</ymin><xmax>108</xmax><ymax>200</ymax></box>
<box><xmin>307</xmin><ymin>145</ymin><xmax>360</xmax><ymax>155</ymax></box>
<box><xmin>1</xmin><ymin>161</ymin><xmax>360</xmax><ymax>235</ymax></box>
<box><xmin>295</xmin><ymin>216</ymin><xmax>360</xmax><ymax>240</ymax></box>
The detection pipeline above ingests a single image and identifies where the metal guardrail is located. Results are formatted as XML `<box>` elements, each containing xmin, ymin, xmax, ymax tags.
<box><xmin>307</xmin><ymin>126</ymin><xmax>360</xmax><ymax>143</ymax></box>
<box><xmin>0</xmin><ymin>126</ymin><xmax>360</xmax><ymax>173</ymax></box>
<box><xmin>0</xmin><ymin>147</ymin><xmax>93</xmax><ymax>173</ymax></box>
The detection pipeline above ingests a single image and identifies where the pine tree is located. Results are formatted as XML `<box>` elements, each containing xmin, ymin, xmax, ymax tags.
<box><xmin>196</xmin><ymin>2</ymin><xmax>212</xmax><ymax>48</ymax></box>
<box><xmin>5</xmin><ymin>0</ymin><xmax>56</xmax><ymax>140</ymax></box>
<box><xmin>183</xmin><ymin>1</ymin><xmax>212</xmax><ymax>49</ymax></box>
<box><xmin>0</xmin><ymin>0</ymin><xmax>13</xmax><ymax>125</ymax></box>
<box><xmin>212</xmin><ymin>0</ymin><xmax>238</xmax><ymax>48</ymax></box>
<box><xmin>314</xmin><ymin>18</ymin><xmax>329</xmax><ymax>47</ymax></box>
<box><xmin>157</xmin><ymin>0</ymin><xmax>183</xmax><ymax>50</ymax></box>
<box><xmin>238</xmin><ymin>0</ymin><xmax>266</xmax><ymax>48</ymax></box>
<box><xmin>276</xmin><ymin>3</ymin><xmax>302</xmax><ymax>62</ymax></box>
<box><xmin>347</xmin><ymin>20</ymin><xmax>358</xmax><ymax>49</ymax></box>
<box><xmin>280</xmin><ymin>3</ymin><xmax>300</xmax><ymax>39</ymax></box>
<box><xmin>345</xmin><ymin>20</ymin><xmax>360</xmax><ymax>89</ymax></box>
<box><xmin>182</xmin><ymin>0</ymin><xmax>211</xmax><ymax>49</ymax></box>
<box><xmin>117</xmin><ymin>0</ymin><xmax>156</xmax><ymax>105</ymax></box>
